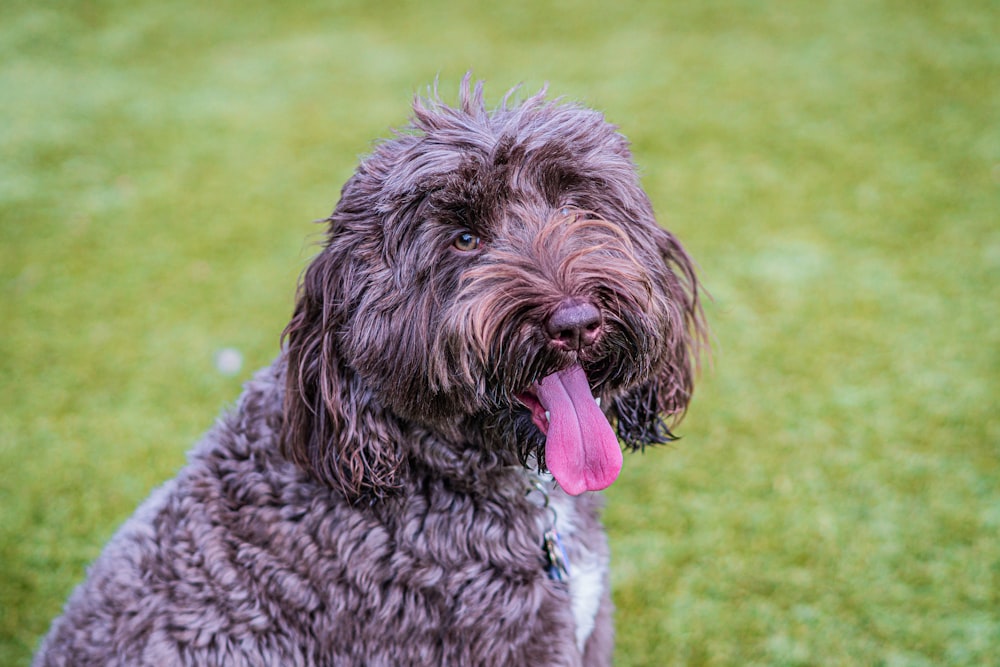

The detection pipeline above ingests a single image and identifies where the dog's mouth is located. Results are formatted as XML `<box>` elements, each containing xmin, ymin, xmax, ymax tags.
<box><xmin>515</xmin><ymin>363</ymin><xmax>623</xmax><ymax>495</ymax></box>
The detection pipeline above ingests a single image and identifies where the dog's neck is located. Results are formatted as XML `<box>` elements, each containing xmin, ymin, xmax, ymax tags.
<box><xmin>400</xmin><ymin>423</ymin><xmax>525</xmax><ymax>495</ymax></box>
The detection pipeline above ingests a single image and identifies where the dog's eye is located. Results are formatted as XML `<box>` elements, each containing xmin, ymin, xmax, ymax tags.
<box><xmin>561</xmin><ymin>206</ymin><xmax>599</xmax><ymax>221</ymax></box>
<box><xmin>452</xmin><ymin>232</ymin><xmax>482</xmax><ymax>252</ymax></box>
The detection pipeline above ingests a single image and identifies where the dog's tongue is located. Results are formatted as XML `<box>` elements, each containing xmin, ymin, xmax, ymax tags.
<box><xmin>536</xmin><ymin>364</ymin><xmax>623</xmax><ymax>495</ymax></box>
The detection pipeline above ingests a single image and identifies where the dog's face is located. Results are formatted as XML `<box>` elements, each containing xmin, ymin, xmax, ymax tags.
<box><xmin>283</xmin><ymin>80</ymin><xmax>705</xmax><ymax>499</ymax></box>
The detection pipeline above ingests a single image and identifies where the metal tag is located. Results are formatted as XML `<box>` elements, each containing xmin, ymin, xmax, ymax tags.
<box><xmin>543</xmin><ymin>528</ymin><xmax>571</xmax><ymax>582</ymax></box>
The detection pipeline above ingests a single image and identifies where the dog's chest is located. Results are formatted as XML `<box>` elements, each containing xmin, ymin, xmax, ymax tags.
<box><xmin>545</xmin><ymin>488</ymin><xmax>607</xmax><ymax>652</ymax></box>
<box><xmin>380</xmin><ymin>482</ymin><xmax>607</xmax><ymax>657</ymax></box>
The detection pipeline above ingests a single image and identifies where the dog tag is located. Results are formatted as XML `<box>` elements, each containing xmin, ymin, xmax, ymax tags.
<box><xmin>543</xmin><ymin>528</ymin><xmax>571</xmax><ymax>582</ymax></box>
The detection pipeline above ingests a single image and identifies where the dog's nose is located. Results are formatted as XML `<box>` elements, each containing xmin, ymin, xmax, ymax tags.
<box><xmin>546</xmin><ymin>299</ymin><xmax>602</xmax><ymax>350</ymax></box>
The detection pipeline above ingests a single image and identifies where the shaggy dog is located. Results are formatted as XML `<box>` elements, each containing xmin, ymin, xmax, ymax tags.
<box><xmin>34</xmin><ymin>78</ymin><xmax>705</xmax><ymax>666</ymax></box>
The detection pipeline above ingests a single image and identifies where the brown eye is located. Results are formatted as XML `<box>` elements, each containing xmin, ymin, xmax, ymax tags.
<box><xmin>452</xmin><ymin>232</ymin><xmax>481</xmax><ymax>252</ymax></box>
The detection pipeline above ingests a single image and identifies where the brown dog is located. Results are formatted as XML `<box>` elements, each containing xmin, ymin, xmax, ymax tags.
<box><xmin>35</xmin><ymin>77</ymin><xmax>705</xmax><ymax>666</ymax></box>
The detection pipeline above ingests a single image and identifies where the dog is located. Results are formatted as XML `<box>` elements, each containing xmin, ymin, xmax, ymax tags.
<box><xmin>34</xmin><ymin>76</ymin><xmax>706</xmax><ymax>666</ymax></box>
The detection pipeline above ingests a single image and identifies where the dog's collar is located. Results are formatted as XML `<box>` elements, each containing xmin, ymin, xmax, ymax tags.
<box><xmin>525</xmin><ymin>473</ymin><xmax>571</xmax><ymax>582</ymax></box>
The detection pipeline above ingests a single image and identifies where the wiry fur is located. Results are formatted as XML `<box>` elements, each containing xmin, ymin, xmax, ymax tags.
<box><xmin>34</xmin><ymin>77</ymin><xmax>706</xmax><ymax>666</ymax></box>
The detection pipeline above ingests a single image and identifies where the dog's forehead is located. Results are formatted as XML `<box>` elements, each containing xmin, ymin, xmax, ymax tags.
<box><xmin>369</xmin><ymin>106</ymin><xmax>637</xmax><ymax>224</ymax></box>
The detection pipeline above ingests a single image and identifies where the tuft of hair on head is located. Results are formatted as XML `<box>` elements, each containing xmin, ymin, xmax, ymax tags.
<box><xmin>410</xmin><ymin>72</ymin><xmax>554</xmax><ymax>135</ymax></box>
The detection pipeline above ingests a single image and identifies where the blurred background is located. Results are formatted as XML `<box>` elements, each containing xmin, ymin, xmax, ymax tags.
<box><xmin>1</xmin><ymin>0</ymin><xmax>997</xmax><ymax>664</ymax></box>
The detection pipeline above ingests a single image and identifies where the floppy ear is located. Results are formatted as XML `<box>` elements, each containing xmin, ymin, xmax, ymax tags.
<box><xmin>280</xmin><ymin>205</ymin><xmax>406</xmax><ymax>502</ymax></box>
<box><xmin>613</xmin><ymin>226</ymin><xmax>707</xmax><ymax>450</ymax></box>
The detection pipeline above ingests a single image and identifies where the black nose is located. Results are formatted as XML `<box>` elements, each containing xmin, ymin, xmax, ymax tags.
<box><xmin>546</xmin><ymin>299</ymin><xmax>602</xmax><ymax>351</ymax></box>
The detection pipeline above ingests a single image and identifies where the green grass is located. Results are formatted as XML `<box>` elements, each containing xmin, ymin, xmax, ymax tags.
<box><xmin>2</xmin><ymin>0</ymin><xmax>997</xmax><ymax>664</ymax></box>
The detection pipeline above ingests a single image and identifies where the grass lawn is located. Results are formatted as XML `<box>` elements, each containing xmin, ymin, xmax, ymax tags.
<box><xmin>2</xmin><ymin>0</ymin><xmax>997</xmax><ymax>664</ymax></box>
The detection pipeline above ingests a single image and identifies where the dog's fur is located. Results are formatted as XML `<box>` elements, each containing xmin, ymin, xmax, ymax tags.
<box><xmin>34</xmin><ymin>78</ymin><xmax>705</xmax><ymax>666</ymax></box>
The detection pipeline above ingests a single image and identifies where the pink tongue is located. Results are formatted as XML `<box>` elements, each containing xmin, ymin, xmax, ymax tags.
<box><xmin>535</xmin><ymin>364</ymin><xmax>623</xmax><ymax>495</ymax></box>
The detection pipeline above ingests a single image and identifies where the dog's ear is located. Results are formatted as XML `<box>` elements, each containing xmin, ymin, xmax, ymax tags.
<box><xmin>613</xmin><ymin>226</ymin><xmax>707</xmax><ymax>450</ymax></box>
<box><xmin>280</xmin><ymin>205</ymin><xmax>405</xmax><ymax>502</ymax></box>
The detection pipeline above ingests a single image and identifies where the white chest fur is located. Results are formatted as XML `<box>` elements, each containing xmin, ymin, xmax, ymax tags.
<box><xmin>547</xmin><ymin>490</ymin><xmax>607</xmax><ymax>651</ymax></box>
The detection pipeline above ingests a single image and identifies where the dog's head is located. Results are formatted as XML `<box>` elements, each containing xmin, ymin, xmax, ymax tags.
<box><xmin>282</xmin><ymin>77</ymin><xmax>706</xmax><ymax>500</ymax></box>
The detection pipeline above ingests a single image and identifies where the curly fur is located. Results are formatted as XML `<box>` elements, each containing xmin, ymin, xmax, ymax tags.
<box><xmin>34</xmin><ymin>76</ymin><xmax>706</xmax><ymax>666</ymax></box>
